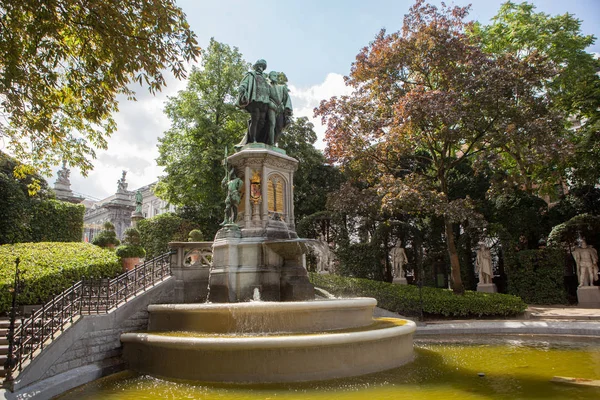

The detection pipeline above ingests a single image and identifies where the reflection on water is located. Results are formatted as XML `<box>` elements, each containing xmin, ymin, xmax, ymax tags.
<box><xmin>56</xmin><ymin>335</ymin><xmax>600</xmax><ymax>400</ymax></box>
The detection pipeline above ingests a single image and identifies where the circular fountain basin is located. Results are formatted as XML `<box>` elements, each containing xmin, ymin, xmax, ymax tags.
<box><xmin>121</xmin><ymin>318</ymin><xmax>416</xmax><ymax>383</ymax></box>
<box><xmin>147</xmin><ymin>298</ymin><xmax>378</xmax><ymax>333</ymax></box>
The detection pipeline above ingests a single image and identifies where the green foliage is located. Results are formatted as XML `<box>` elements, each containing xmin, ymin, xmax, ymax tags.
<box><xmin>115</xmin><ymin>227</ymin><xmax>145</xmax><ymax>258</ymax></box>
<box><xmin>491</xmin><ymin>190</ymin><xmax>549</xmax><ymax>249</ymax></box>
<box><xmin>122</xmin><ymin>227</ymin><xmax>142</xmax><ymax>246</ymax></box>
<box><xmin>548</xmin><ymin>186</ymin><xmax>600</xmax><ymax>228</ymax></box>
<box><xmin>504</xmin><ymin>248</ymin><xmax>568</xmax><ymax>305</ymax></box>
<box><xmin>155</xmin><ymin>39</ymin><xmax>249</xmax><ymax>237</ymax></box>
<box><xmin>474</xmin><ymin>1</ymin><xmax>600</xmax><ymax>189</ymax></box>
<box><xmin>115</xmin><ymin>245</ymin><xmax>145</xmax><ymax>259</ymax></box>
<box><xmin>1</xmin><ymin>152</ymin><xmax>83</xmax><ymax>244</ymax></box>
<box><xmin>278</xmin><ymin>117</ymin><xmax>343</xmax><ymax>222</ymax></box>
<box><xmin>547</xmin><ymin>214</ymin><xmax>600</xmax><ymax>249</ymax></box>
<box><xmin>188</xmin><ymin>229</ymin><xmax>204</xmax><ymax>242</ymax></box>
<box><xmin>1</xmin><ymin>151</ymin><xmax>54</xmax><ymax>244</ymax></box>
<box><xmin>0</xmin><ymin>0</ymin><xmax>200</xmax><ymax>177</ymax></box>
<box><xmin>137</xmin><ymin>213</ymin><xmax>199</xmax><ymax>258</ymax></box>
<box><xmin>335</xmin><ymin>242</ymin><xmax>385</xmax><ymax>281</ymax></box>
<box><xmin>309</xmin><ymin>273</ymin><xmax>526</xmax><ymax>318</ymax></box>
<box><xmin>29</xmin><ymin>199</ymin><xmax>85</xmax><ymax>242</ymax></box>
<box><xmin>91</xmin><ymin>222</ymin><xmax>120</xmax><ymax>248</ymax></box>
<box><xmin>0</xmin><ymin>242</ymin><xmax>121</xmax><ymax>312</ymax></box>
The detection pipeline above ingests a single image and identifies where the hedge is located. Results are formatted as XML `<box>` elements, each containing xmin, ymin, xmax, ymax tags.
<box><xmin>137</xmin><ymin>213</ymin><xmax>200</xmax><ymax>258</ymax></box>
<box><xmin>335</xmin><ymin>242</ymin><xmax>385</xmax><ymax>281</ymax></box>
<box><xmin>309</xmin><ymin>273</ymin><xmax>527</xmax><ymax>318</ymax></box>
<box><xmin>0</xmin><ymin>242</ymin><xmax>121</xmax><ymax>313</ymax></box>
<box><xmin>504</xmin><ymin>248</ymin><xmax>568</xmax><ymax>305</ymax></box>
<box><xmin>29</xmin><ymin>199</ymin><xmax>85</xmax><ymax>242</ymax></box>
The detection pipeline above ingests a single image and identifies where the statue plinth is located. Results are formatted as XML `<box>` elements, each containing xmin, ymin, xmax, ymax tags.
<box><xmin>131</xmin><ymin>211</ymin><xmax>144</xmax><ymax>227</ymax></box>
<box><xmin>209</xmin><ymin>145</ymin><xmax>313</xmax><ymax>303</ymax></box>
<box><xmin>392</xmin><ymin>277</ymin><xmax>407</xmax><ymax>285</ymax></box>
<box><xmin>477</xmin><ymin>283</ymin><xmax>497</xmax><ymax>293</ymax></box>
<box><xmin>577</xmin><ymin>286</ymin><xmax>600</xmax><ymax>308</ymax></box>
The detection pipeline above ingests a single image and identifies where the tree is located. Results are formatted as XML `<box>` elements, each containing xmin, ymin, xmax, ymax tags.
<box><xmin>315</xmin><ymin>1</ymin><xmax>559</xmax><ymax>293</ymax></box>
<box><xmin>155</xmin><ymin>39</ymin><xmax>248</xmax><ymax>237</ymax></box>
<box><xmin>0</xmin><ymin>0</ymin><xmax>199</xmax><ymax>176</ymax></box>
<box><xmin>473</xmin><ymin>1</ymin><xmax>600</xmax><ymax>189</ymax></box>
<box><xmin>277</xmin><ymin>117</ymin><xmax>343</xmax><ymax>222</ymax></box>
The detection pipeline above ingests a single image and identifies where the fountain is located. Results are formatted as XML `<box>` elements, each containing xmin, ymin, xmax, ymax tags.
<box><xmin>120</xmin><ymin>143</ymin><xmax>416</xmax><ymax>382</ymax></box>
<box><xmin>120</xmin><ymin>61</ymin><xmax>415</xmax><ymax>383</ymax></box>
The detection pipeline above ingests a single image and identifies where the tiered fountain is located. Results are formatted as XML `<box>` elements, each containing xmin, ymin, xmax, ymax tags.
<box><xmin>120</xmin><ymin>61</ymin><xmax>416</xmax><ymax>383</ymax></box>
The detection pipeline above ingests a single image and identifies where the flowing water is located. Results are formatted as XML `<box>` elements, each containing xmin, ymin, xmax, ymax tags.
<box><xmin>56</xmin><ymin>335</ymin><xmax>600</xmax><ymax>400</ymax></box>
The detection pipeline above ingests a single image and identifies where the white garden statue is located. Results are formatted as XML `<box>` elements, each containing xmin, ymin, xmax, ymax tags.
<box><xmin>572</xmin><ymin>239</ymin><xmax>598</xmax><ymax>287</ymax></box>
<box><xmin>390</xmin><ymin>240</ymin><xmax>408</xmax><ymax>279</ymax></box>
<box><xmin>475</xmin><ymin>243</ymin><xmax>493</xmax><ymax>284</ymax></box>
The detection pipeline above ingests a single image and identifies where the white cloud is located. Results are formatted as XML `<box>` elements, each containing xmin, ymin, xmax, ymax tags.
<box><xmin>289</xmin><ymin>73</ymin><xmax>353</xmax><ymax>149</ymax></box>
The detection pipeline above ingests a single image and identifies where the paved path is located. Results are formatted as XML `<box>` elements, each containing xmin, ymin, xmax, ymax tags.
<box><xmin>375</xmin><ymin>305</ymin><xmax>600</xmax><ymax>336</ymax></box>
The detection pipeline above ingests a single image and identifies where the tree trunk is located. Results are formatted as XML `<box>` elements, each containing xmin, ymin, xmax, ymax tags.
<box><xmin>444</xmin><ymin>217</ymin><xmax>464</xmax><ymax>294</ymax></box>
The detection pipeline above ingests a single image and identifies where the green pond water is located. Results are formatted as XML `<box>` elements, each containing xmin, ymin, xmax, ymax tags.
<box><xmin>56</xmin><ymin>335</ymin><xmax>600</xmax><ymax>400</ymax></box>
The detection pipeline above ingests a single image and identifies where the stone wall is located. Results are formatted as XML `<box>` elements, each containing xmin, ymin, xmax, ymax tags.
<box><xmin>9</xmin><ymin>278</ymin><xmax>176</xmax><ymax>397</ymax></box>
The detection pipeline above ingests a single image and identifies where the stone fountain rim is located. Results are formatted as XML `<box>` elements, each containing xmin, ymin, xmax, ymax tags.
<box><xmin>121</xmin><ymin>319</ymin><xmax>416</xmax><ymax>350</ymax></box>
<box><xmin>148</xmin><ymin>297</ymin><xmax>377</xmax><ymax>313</ymax></box>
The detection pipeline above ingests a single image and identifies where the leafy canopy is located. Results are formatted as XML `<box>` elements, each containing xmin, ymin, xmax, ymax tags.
<box><xmin>155</xmin><ymin>39</ymin><xmax>249</xmax><ymax>236</ymax></box>
<box><xmin>315</xmin><ymin>0</ymin><xmax>562</xmax><ymax>293</ymax></box>
<box><xmin>0</xmin><ymin>0</ymin><xmax>200</xmax><ymax>176</ymax></box>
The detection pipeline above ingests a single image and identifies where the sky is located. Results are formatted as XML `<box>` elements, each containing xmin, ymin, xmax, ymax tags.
<box><xmin>48</xmin><ymin>0</ymin><xmax>600</xmax><ymax>201</ymax></box>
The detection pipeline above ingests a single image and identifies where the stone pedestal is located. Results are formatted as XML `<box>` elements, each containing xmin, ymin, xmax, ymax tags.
<box><xmin>131</xmin><ymin>211</ymin><xmax>144</xmax><ymax>227</ymax></box>
<box><xmin>208</xmin><ymin>145</ymin><xmax>314</xmax><ymax>303</ymax></box>
<box><xmin>477</xmin><ymin>283</ymin><xmax>498</xmax><ymax>293</ymax></box>
<box><xmin>393</xmin><ymin>277</ymin><xmax>408</xmax><ymax>285</ymax></box>
<box><xmin>577</xmin><ymin>286</ymin><xmax>600</xmax><ymax>308</ymax></box>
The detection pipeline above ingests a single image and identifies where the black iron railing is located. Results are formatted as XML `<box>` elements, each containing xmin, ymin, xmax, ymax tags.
<box><xmin>3</xmin><ymin>251</ymin><xmax>173</xmax><ymax>383</ymax></box>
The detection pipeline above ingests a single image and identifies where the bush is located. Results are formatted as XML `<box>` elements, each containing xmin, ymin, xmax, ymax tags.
<box><xmin>547</xmin><ymin>213</ymin><xmax>600</xmax><ymax>249</ymax></box>
<box><xmin>335</xmin><ymin>242</ymin><xmax>385</xmax><ymax>281</ymax></box>
<box><xmin>309</xmin><ymin>273</ymin><xmax>527</xmax><ymax>318</ymax></box>
<box><xmin>1</xmin><ymin>152</ymin><xmax>84</xmax><ymax>244</ymax></box>
<box><xmin>91</xmin><ymin>221</ymin><xmax>120</xmax><ymax>248</ymax></box>
<box><xmin>115</xmin><ymin>245</ymin><xmax>146</xmax><ymax>259</ymax></box>
<box><xmin>138</xmin><ymin>213</ymin><xmax>200</xmax><ymax>258</ymax></box>
<box><xmin>115</xmin><ymin>228</ymin><xmax>145</xmax><ymax>259</ymax></box>
<box><xmin>188</xmin><ymin>229</ymin><xmax>204</xmax><ymax>242</ymax></box>
<box><xmin>504</xmin><ymin>248</ymin><xmax>568</xmax><ymax>305</ymax></box>
<box><xmin>0</xmin><ymin>242</ymin><xmax>121</xmax><ymax>313</ymax></box>
<box><xmin>29</xmin><ymin>199</ymin><xmax>85</xmax><ymax>242</ymax></box>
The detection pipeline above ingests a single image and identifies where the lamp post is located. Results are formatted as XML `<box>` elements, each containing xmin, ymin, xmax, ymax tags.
<box><xmin>4</xmin><ymin>257</ymin><xmax>23</xmax><ymax>385</ymax></box>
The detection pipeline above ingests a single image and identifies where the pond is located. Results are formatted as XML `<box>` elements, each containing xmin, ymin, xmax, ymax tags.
<box><xmin>56</xmin><ymin>335</ymin><xmax>600</xmax><ymax>400</ymax></box>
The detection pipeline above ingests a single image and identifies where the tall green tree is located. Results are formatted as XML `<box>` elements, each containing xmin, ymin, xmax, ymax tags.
<box><xmin>277</xmin><ymin>117</ymin><xmax>343</xmax><ymax>222</ymax></box>
<box><xmin>0</xmin><ymin>0</ymin><xmax>199</xmax><ymax>177</ymax></box>
<box><xmin>155</xmin><ymin>39</ymin><xmax>248</xmax><ymax>237</ymax></box>
<box><xmin>315</xmin><ymin>0</ymin><xmax>559</xmax><ymax>293</ymax></box>
<box><xmin>473</xmin><ymin>1</ymin><xmax>600</xmax><ymax>188</ymax></box>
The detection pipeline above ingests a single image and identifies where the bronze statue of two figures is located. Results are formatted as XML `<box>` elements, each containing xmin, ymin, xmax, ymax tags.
<box><xmin>236</xmin><ymin>59</ymin><xmax>292</xmax><ymax>146</ymax></box>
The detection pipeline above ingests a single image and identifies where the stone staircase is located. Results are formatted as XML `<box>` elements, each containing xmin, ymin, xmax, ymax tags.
<box><xmin>0</xmin><ymin>318</ymin><xmax>16</xmax><ymax>378</ymax></box>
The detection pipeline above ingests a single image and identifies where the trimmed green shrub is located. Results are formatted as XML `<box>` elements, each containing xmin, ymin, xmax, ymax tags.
<box><xmin>29</xmin><ymin>199</ymin><xmax>85</xmax><ymax>242</ymax></box>
<box><xmin>115</xmin><ymin>245</ymin><xmax>146</xmax><ymax>258</ymax></box>
<box><xmin>188</xmin><ymin>229</ymin><xmax>204</xmax><ymax>241</ymax></box>
<box><xmin>1</xmin><ymin>152</ymin><xmax>84</xmax><ymax>244</ymax></box>
<box><xmin>115</xmin><ymin>228</ymin><xmax>146</xmax><ymax>259</ymax></box>
<box><xmin>0</xmin><ymin>242</ymin><xmax>121</xmax><ymax>313</ymax></box>
<box><xmin>309</xmin><ymin>273</ymin><xmax>527</xmax><ymax>318</ymax></box>
<box><xmin>547</xmin><ymin>214</ymin><xmax>600</xmax><ymax>249</ymax></box>
<box><xmin>91</xmin><ymin>222</ymin><xmax>120</xmax><ymax>248</ymax></box>
<box><xmin>504</xmin><ymin>248</ymin><xmax>568</xmax><ymax>305</ymax></box>
<box><xmin>138</xmin><ymin>213</ymin><xmax>200</xmax><ymax>258</ymax></box>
